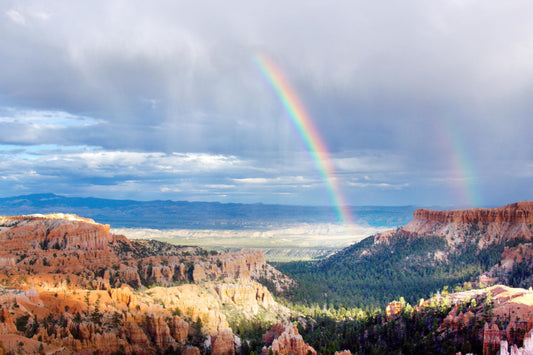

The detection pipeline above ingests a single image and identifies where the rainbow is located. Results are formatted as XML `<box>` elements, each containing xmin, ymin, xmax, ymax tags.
<box><xmin>254</xmin><ymin>53</ymin><xmax>353</xmax><ymax>226</ymax></box>
<box><xmin>451</xmin><ymin>134</ymin><xmax>483</xmax><ymax>208</ymax></box>
<box><xmin>438</xmin><ymin>118</ymin><xmax>482</xmax><ymax>208</ymax></box>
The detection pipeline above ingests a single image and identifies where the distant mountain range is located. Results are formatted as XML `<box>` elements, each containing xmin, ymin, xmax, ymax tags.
<box><xmin>0</xmin><ymin>193</ymin><xmax>417</xmax><ymax>229</ymax></box>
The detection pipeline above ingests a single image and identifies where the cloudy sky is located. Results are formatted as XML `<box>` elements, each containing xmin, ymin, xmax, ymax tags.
<box><xmin>1</xmin><ymin>0</ymin><xmax>532</xmax><ymax>208</ymax></box>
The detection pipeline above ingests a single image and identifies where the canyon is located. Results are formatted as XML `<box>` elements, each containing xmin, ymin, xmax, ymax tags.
<box><xmin>279</xmin><ymin>201</ymin><xmax>533</xmax><ymax>353</ymax></box>
<box><xmin>0</xmin><ymin>214</ymin><xmax>301</xmax><ymax>354</ymax></box>
<box><xmin>4</xmin><ymin>201</ymin><xmax>533</xmax><ymax>354</ymax></box>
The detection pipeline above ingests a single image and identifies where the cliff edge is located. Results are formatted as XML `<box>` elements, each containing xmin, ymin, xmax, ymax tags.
<box><xmin>375</xmin><ymin>201</ymin><xmax>533</xmax><ymax>247</ymax></box>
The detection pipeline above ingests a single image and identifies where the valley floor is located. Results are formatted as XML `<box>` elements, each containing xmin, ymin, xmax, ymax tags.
<box><xmin>111</xmin><ymin>223</ymin><xmax>384</xmax><ymax>261</ymax></box>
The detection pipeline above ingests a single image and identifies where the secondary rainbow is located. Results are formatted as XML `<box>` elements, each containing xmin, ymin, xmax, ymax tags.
<box><xmin>254</xmin><ymin>53</ymin><xmax>353</xmax><ymax>226</ymax></box>
<box><xmin>443</xmin><ymin>122</ymin><xmax>483</xmax><ymax>208</ymax></box>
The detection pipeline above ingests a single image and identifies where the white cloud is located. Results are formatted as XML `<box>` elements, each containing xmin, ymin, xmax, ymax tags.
<box><xmin>1</xmin><ymin>1</ymin><xmax>533</xmax><ymax>206</ymax></box>
<box><xmin>160</xmin><ymin>186</ymin><xmax>182</xmax><ymax>193</ymax></box>
<box><xmin>232</xmin><ymin>176</ymin><xmax>310</xmax><ymax>185</ymax></box>
<box><xmin>334</xmin><ymin>154</ymin><xmax>405</xmax><ymax>173</ymax></box>
<box><xmin>0</xmin><ymin>170</ymin><xmax>40</xmax><ymax>181</ymax></box>
<box><xmin>58</xmin><ymin>151</ymin><xmax>244</xmax><ymax>176</ymax></box>
<box><xmin>5</xmin><ymin>9</ymin><xmax>25</xmax><ymax>25</ymax></box>
<box><xmin>232</xmin><ymin>178</ymin><xmax>270</xmax><ymax>184</ymax></box>
<box><xmin>0</xmin><ymin>108</ymin><xmax>102</xmax><ymax>128</ymax></box>
<box><xmin>5</xmin><ymin>7</ymin><xmax>51</xmax><ymax>25</ymax></box>
<box><xmin>347</xmin><ymin>181</ymin><xmax>409</xmax><ymax>190</ymax></box>
<box><xmin>204</xmin><ymin>184</ymin><xmax>236</xmax><ymax>189</ymax></box>
<box><xmin>0</xmin><ymin>145</ymin><xmax>246</xmax><ymax>180</ymax></box>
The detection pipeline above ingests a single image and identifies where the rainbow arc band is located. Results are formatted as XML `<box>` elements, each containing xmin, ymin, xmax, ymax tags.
<box><xmin>254</xmin><ymin>53</ymin><xmax>353</xmax><ymax>226</ymax></box>
<box><xmin>442</xmin><ymin>121</ymin><xmax>482</xmax><ymax>208</ymax></box>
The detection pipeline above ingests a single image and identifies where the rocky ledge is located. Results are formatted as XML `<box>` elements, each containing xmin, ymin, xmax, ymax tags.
<box><xmin>375</xmin><ymin>201</ymin><xmax>533</xmax><ymax>246</ymax></box>
<box><xmin>412</xmin><ymin>201</ymin><xmax>533</xmax><ymax>224</ymax></box>
<box><xmin>0</xmin><ymin>214</ymin><xmax>294</xmax><ymax>293</ymax></box>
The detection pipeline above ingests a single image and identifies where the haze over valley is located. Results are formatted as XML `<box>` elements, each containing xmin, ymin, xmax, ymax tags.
<box><xmin>111</xmin><ymin>223</ymin><xmax>387</xmax><ymax>261</ymax></box>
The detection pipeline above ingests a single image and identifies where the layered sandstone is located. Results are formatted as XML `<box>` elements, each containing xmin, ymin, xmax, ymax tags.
<box><xmin>215</xmin><ymin>282</ymin><xmax>277</xmax><ymax>315</ymax></box>
<box><xmin>0</xmin><ymin>277</ymin><xmax>288</xmax><ymax>354</ymax></box>
<box><xmin>0</xmin><ymin>214</ymin><xmax>293</xmax><ymax>292</ymax></box>
<box><xmin>0</xmin><ymin>214</ymin><xmax>113</xmax><ymax>252</ymax></box>
<box><xmin>0</xmin><ymin>214</ymin><xmax>293</xmax><ymax>354</ymax></box>
<box><xmin>413</xmin><ymin>201</ymin><xmax>533</xmax><ymax>224</ymax></box>
<box><xmin>375</xmin><ymin>201</ymin><xmax>533</xmax><ymax>247</ymax></box>
<box><xmin>146</xmin><ymin>315</ymin><xmax>178</xmax><ymax>349</ymax></box>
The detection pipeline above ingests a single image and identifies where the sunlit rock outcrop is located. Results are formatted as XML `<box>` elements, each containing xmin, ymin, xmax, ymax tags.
<box><xmin>261</xmin><ymin>322</ymin><xmax>316</xmax><ymax>355</ymax></box>
<box><xmin>376</xmin><ymin>201</ymin><xmax>533</xmax><ymax>246</ymax></box>
<box><xmin>0</xmin><ymin>213</ymin><xmax>293</xmax><ymax>354</ymax></box>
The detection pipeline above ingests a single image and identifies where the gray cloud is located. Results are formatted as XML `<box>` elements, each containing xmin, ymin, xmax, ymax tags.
<box><xmin>0</xmin><ymin>0</ymin><xmax>532</xmax><ymax>207</ymax></box>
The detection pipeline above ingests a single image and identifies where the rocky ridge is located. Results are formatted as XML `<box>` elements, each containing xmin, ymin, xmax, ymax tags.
<box><xmin>0</xmin><ymin>214</ymin><xmax>294</xmax><ymax>291</ymax></box>
<box><xmin>375</xmin><ymin>201</ymin><xmax>533</xmax><ymax>247</ymax></box>
<box><xmin>0</xmin><ymin>214</ymin><xmax>293</xmax><ymax>354</ymax></box>
<box><xmin>370</xmin><ymin>201</ymin><xmax>533</xmax><ymax>288</ymax></box>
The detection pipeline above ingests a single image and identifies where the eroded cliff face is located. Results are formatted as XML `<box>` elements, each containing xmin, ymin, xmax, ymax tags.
<box><xmin>375</xmin><ymin>201</ymin><xmax>533</xmax><ymax>247</ymax></box>
<box><xmin>0</xmin><ymin>214</ymin><xmax>292</xmax><ymax>354</ymax></box>
<box><xmin>0</xmin><ymin>214</ymin><xmax>294</xmax><ymax>292</ymax></box>
<box><xmin>435</xmin><ymin>285</ymin><xmax>533</xmax><ymax>354</ymax></box>
<box><xmin>261</xmin><ymin>322</ymin><xmax>316</xmax><ymax>355</ymax></box>
<box><xmin>382</xmin><ymin>284</ymin><xmax>533</xmax><ymax>355</ymax></box>
<box><xmin>0</xmin><ymin>214</ymin><xmax>113</xmax><ymax>251</ymax></box>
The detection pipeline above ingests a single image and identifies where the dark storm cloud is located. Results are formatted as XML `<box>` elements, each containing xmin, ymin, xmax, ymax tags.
<box><xmin>1</xmin><ymin>0</ymin><xmax>533</xmax><ymax>206</ymax></box>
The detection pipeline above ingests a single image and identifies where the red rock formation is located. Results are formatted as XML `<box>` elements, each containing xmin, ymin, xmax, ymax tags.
<box><xmin>124</xmin><ymin>315</ymin><xmax>151</xmax><ymax>346</ymax></box>
<box><xmin>146</xmin><ymin>315</ymin><xmax>177</xmax><ymax>349</ymax></box>
<box><xmin>0</xmin><ymin>215</ymin><xmax>114</xmax><ymax>252</ymax></box>
<box><xmin>215</xmin><ymin>282</ymin><xmax>276</xmax><ymax>315</ymax></box>
<box><xmin>0</xmin><ymin>214</ymin><xmax>293</xmax><ymax>354</ymax></box>
<box><xmin>170</xmin><ymin>316</ymin><xmax>189</xmax><ymax>343</ymax></box>
<box><xmin>0</xmin><ymin>258</ymin><xmax>15</xmax><ymax>269</ymax></box>
<box><xmin>483</xmin><ymin>323</ymin><xmax>502</xmax><ymax>355</ymax></box>
<box><xmin>219</xmin><ymin>251</ymin><xmax>266</xmax><ymax>279</ymax></box>
<box><xmin>262</xmin><ymin>322</ymin><xmax>286</xmax><ymax>343</ymax></box>
<box><xmin>0</xmin><ymin>214</ymin><xmax>290</xmax><ymax>291</ymax></box>
<box><xmin>413</xmin><ymin>201</ymin><xmax>533</xmax><ymax>224</ymax></box>
<box><xmin>211</xmin><ymin>329</ymin><xmax>235</xmax><ymax>355</ymax></box>
<box><xmin>0</xmin><ymin>308</ymin><xmax>16</xmax><ymax>335</ymax></box>
<box><xmin>438</xmin><ymin>305</ymin><xmax>475</xmax><ymax>332</ymax></box>
<box><xmin>262</xmin><ymin>323</ymin><xmax>316</xmax><ymax>355</ymax></box>
<box><xmin>191</xmin><ymin>264</ymin><xmax>206</xmax><ymax>282</ymax></box>
<box><xmin>109</xmin><ymin>284</ymin><xmax>134</xmax><ymax>308</ymax></box>
<box><xmin>376</xmin><ymin>201</ymin><xmax>533</xmax><ymax>247</ymax></box>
